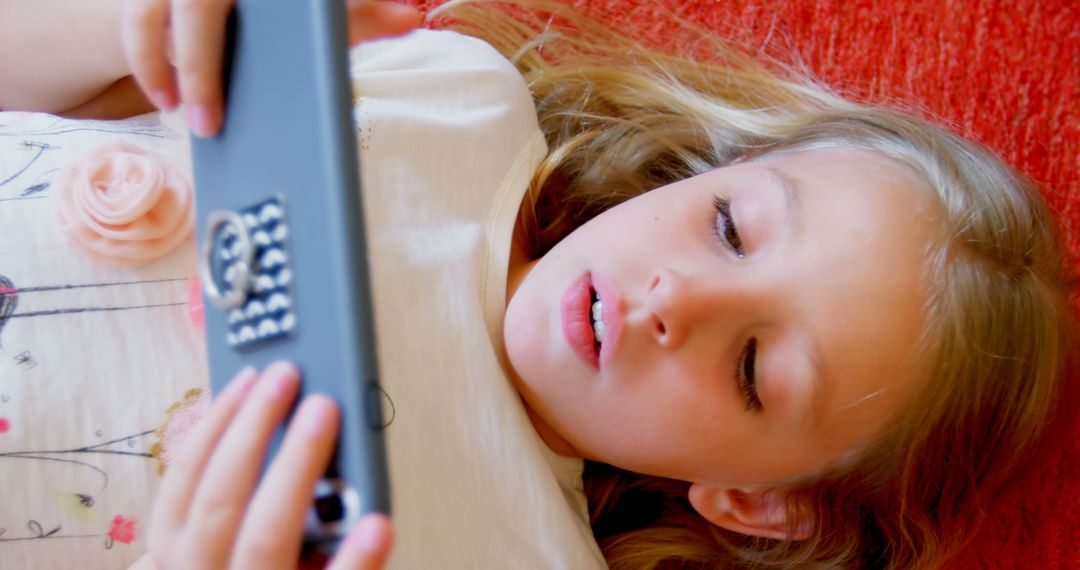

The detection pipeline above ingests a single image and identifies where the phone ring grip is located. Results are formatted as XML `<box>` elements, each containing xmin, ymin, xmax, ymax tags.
<box><xmin>201</xmin><ymin>209</ymin><xmax>255</xmax><ymax>310</ymax></box>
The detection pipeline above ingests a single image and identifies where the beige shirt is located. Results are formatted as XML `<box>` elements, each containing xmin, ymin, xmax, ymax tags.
<box><xmin>346</xmin><ymin>29</ymin><xmax>603</xmax><ymax>568</ymax></box>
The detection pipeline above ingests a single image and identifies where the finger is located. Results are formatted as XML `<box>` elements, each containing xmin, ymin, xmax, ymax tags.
<box><xmin>121</xmin><ymin>0</ymin><xmax>178</xmax><ymax>110</ymax></box>
<box><xmin>148</xmin><ymin>366</ymin><xmax>257</xmax><ymax>542</ymax></box>
<box><xmin>230</xmin><ymin>395</ymin><xmax>341</xmax><ymax>568</ymax></box>
<box><xmin>184</xmin><ymin>361</ymin><xmax>301</xmax><ymax>568</ymax></box>
<box><xmin>325</xmin><ymin>514</ymin><xmax>394</xmax><ymax>570</ymax></box>
<box><xmin>346</xmin><ymin>0</ymin><xmax>423</xmax><ymax>46</ymax></box>
<box><xmin>170</xmin><ymin>0</ymin><xmax>234</xmax><ymax>136</ymax></box>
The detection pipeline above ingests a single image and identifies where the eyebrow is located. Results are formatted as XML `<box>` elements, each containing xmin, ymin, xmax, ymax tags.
<box><xmin>766</xmin><ymin>167</ymin><xmax>805</xmax><ymax>238</ymax></box>
<box><xmin>762</xmin><ymin>167</ymin><xmax>820</xmax><ymax>428</ymax></box>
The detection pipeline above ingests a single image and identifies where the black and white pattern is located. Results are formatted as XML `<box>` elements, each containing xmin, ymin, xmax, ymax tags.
<box><xmin>218</xmin><ymin>196</ymin><xmax>296</xmax><ymax>348</ymax></box>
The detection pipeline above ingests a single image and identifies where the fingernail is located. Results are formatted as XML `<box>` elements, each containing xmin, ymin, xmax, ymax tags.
<box><xmin>352</xmin><ymin>515</ymin><xmax>389</xmax><ymax>553</ymax></box>
<box><xmin>259</xmin><ymin>361</ymin><xmax>299</xmax><ymax>399</ymax></box>
<box><xmin>227</xmin><ymin>366</ymin><xmax>258</xmax><ymax>395</ymax></box>
<box><xmin>187</xmin><ymin>105</ymin><xmax>216</xmax><ymax>137</ymax></box>
<box><xmin>390</xmin><ymin>3</ymin><xmax>423</xmax><ymax>26</ymax></box>
<box><xmin>388</xmin><ymin>2</ymin><xmax>419</xmax><ymax>15</ymax></box>
<box><xmin>297</xmin><ymin>396</ymin><xmax>332</xmax><ymax>435</ymax></box>
<box><xmin>151</xmin><ymin>90</ymin><xmax>176</xmax><ymax>110</ymax></box>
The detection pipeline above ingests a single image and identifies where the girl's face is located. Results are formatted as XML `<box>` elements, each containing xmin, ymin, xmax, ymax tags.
<box><xmin>503</xmin><ymin>149</ymin><xmax>938</xmax><ymax>486</ymax></box>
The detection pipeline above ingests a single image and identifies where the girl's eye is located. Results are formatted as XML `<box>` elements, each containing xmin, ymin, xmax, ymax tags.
<box><xmin>737</xmin><ymin>338</ymin><xmax>763</xmax><ymax>413</ymax></box>
<box><xmin>711</xmin><ymin>196</ymin><xmax>745</xmax><ymax>257</ymax></box>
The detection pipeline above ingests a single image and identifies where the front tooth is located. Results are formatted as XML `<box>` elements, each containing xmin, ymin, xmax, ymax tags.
<box><xmin>593</xmin><ymin>320</ymin><xmax>605</xmax><ymax>343</ymax></box>
<box><xmin>591</xmin><ymin>300</ymin><xmax>603</xmax><ymax>321</ymax></box>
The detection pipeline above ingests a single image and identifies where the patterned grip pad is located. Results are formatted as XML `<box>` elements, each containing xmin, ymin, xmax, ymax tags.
<box><xmin>216</xmin><ymin>196</ymin><xmax>297</xmax><ymax>348</ymax></box>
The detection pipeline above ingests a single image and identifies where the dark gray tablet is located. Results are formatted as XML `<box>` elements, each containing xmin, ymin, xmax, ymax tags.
<box><xmin>189</xmin><ymin>0</ymin><xmax>390</xmax><ymax>550</ymax></box>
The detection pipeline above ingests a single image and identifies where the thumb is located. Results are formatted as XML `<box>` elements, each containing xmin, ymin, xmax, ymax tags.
<box><xmin>346</xmin><ymin>1</ymin><xmax>423</xmax><ymax>46</ymax></box>
<box><xmin>325</xmin><ymin>514</ymin><xmax>394</xmax><ymax>570</ymax></box>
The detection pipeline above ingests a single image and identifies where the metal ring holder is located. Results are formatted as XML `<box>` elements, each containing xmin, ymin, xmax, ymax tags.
<box><xmin>200</xmin><ymin>210</ymin><xmax>255</xmax><ymax>310</ymax></box>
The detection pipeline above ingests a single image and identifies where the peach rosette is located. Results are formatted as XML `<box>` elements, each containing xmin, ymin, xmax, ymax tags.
<box><xmin>54</xmin><ymin>141</ymin><xmax>195</xmax><ymax>267</ymax></box>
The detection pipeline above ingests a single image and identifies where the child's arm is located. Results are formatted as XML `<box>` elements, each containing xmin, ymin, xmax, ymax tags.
<box><xmin>0</xmin><ymin>0</ymin><xmax>136</xmax><ymax>113</ymax></box>
<box><xmin>0</xmin><ymin>0</ymin><xmax>420</xmax><ymax>124</ymax></box>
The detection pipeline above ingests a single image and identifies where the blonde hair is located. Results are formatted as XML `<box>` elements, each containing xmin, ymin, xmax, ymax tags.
<box><xmin>431</xmin><ymin>1</ymin><xmax>1079</xmax><ymax>568</ymax></box>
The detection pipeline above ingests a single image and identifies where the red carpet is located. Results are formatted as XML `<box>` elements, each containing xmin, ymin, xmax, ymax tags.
<box><xmin>413</xmin><ymin>1</ymin><xmax>1080</xmax><ymax>567</ymax></box>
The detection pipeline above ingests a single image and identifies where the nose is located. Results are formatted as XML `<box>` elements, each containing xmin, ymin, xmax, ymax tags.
<box><xmin>643</xmin><ymin>267</ymin><xmax>706</xmax><ymax>349</ymax></box>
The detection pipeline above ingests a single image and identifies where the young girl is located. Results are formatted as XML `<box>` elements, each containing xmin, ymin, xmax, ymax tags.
<box><xmin>3</xmin><ymin>1</ymin><xmax>1074</xmax><ymax>568</ymax></box>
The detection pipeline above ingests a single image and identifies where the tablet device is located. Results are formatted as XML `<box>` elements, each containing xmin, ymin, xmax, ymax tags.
<box><xmin>189</xmin><ymin>0</ymin><xmax>390</xmax><ymax>549</ymax></box>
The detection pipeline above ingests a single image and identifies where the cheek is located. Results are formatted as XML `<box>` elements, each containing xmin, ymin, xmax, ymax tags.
<box><xmin>605</xmin><ymin>362</ymin><xmax>729</xmax><ymax>436</ymax></box>
<box><xmin>572</xmin><ymin>193</ymin><xmax>677</xmax><ymax>245</ymax></box>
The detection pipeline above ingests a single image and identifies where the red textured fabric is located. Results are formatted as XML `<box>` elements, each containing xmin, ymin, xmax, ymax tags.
<box><xmin>411</xmin><ymin>1</ymin><xmax>1079</xmax><ymax>567</ymax></box>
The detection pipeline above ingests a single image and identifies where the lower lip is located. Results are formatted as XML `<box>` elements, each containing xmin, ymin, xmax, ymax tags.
<box><xmin>561</xmin><ymin>273</ymin><xmax>599</xmax><ymax>369</ymax></box>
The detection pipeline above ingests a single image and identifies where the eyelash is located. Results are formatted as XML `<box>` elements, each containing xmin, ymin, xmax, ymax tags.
<box><xmin>737</xmin><ymin>338</ymin><xmax>763</xmax><ymax>412</ymax></box>
<box><xmin>711</xmin><ymin>196</ymin><xmax>745</xmax><ymax>257</ymax></box>
<box><xmin>712</xmin><ymin>196</ymin><xmax>759</xmax><ymax>411</ymax></box>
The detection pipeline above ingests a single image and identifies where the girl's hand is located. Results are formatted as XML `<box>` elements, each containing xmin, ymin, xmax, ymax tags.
<box><xmin>147</xmin><ymin>362</ymin><xmax>394</xmax><ymax>569</ymax></box>
<box><xmin>121</xmin><ymin>0</ymin><xmax>421</xmax><ymax>137</ymax></box>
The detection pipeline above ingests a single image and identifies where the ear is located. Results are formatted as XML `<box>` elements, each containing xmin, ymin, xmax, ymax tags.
<box><xmin>688</xmin><ymin>483</ymin><xmax>811</xmax><ymax>541</ymax></box>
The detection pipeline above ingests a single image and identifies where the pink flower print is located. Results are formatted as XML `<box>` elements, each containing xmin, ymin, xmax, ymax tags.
<box><xmin>108</xmin><ymin>515</ymin><xmax>137</xmax><ymax>544</ymax></box>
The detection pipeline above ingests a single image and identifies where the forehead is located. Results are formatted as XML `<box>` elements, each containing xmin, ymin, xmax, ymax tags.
<box><xmin>754</xmin><ymin>148</ymin><xmax>927</xmax><ymax>210</ymax></box>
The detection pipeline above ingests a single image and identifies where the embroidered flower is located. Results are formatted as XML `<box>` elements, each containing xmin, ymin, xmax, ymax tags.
<box><xmin>107</xmin><ymin>515</ymin><xmax>137</xmax><ymax>544</ymax></box>
<box><xmin>151</xmin><ymin>387</ymin><xmax>209</xmax><ymax>475</ymax></box>
<box><xmin>54</xmin><ymin>141</ymin><xmax>194</xmax><ymax>267</ymax></box>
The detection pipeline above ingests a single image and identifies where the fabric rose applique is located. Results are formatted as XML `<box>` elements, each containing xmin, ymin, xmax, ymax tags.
<box><xmin>54</xmin><ymin>141</ymin><xmax>194</xmax><ymax>267</ymax></box>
